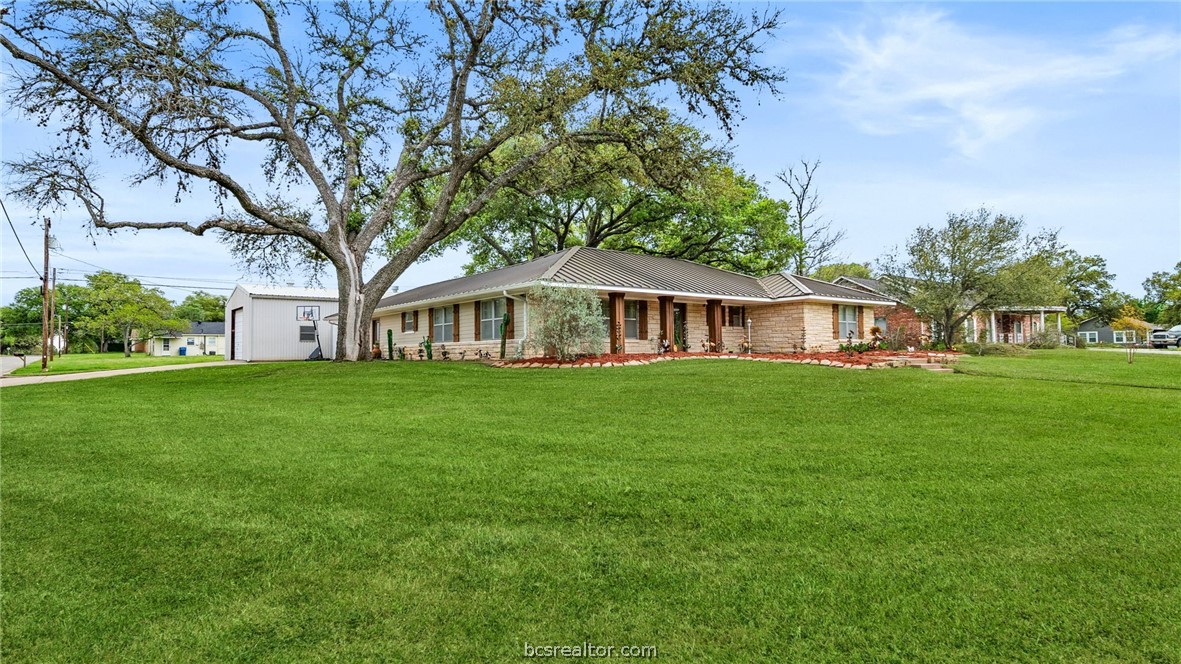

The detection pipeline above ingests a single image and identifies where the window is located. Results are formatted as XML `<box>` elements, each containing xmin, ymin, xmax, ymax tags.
<box><xmin>1080</xmin><ymin>331</ymin><xmax>1098</xmax><ymax>344</ymax></box>
<box><xmin>186</xmin><ymin>338</ymin><xmax>195</xmax><ymax>345</ymax></box>
<box><xmin>480</xmin><ymin>298</ymin><xmax>506</xmax><ymax>340</ymax></box>
<box><xmin>402</xmin><ymin>312</ymin><xmax>415</xmax><ymax>333</ymax></box>
<box><xmin>1113</xmin><ymin>330</ymin><xmax>1136</xmax><ymax>344</ymax></box>
<box><xmin>624</xmin><ymin>300</ymin><xmax>639</xmax><ymax>339</ymax></box>
<box><xmin>874</xmin><ymin>316</ymin><xmax>888</xmax><ymax>333</ymax></box>
<box><xmin>726</xmin><ymin>306</ymin><xmax>746</xmax><ymax>328</ymax></box>
<box><xmin>296</xmin><ymin>305</ymin><xmax>320</xmax><ymax>321</ymax></box>
<box><xmin>838</xmin><ymin>305</ymin><xmax>859</xmax><ymax>339</ymax></box>
<box><xmin>300</xmin><ymin>325</ymin><xmax>316</xmax><ymax>342</ymax></box>
<box><xmin>433</xmin><ymin>306</ymin><xmax>453</xmax><ymax>341</ymax></box>
<box><xmin>162</xmin><ymin>339</ymin><xmax>171</xmax><ymax>351</ymax></box>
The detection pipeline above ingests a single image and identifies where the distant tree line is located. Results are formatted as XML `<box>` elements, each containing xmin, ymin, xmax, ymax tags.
<box><xmin>0</xmin><ymin>272</ymin><xmax>226</xmax><ymax>355</ymax></box>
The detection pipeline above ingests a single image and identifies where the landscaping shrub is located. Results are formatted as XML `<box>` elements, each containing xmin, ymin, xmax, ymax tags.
<box><xmin>526</xmin><ymin>285</ymin><xmax>607</xmax><ymax>360</ymax></box>
<box><xmin>1026</xmin><ymin>330</ymin><xmax>1060</xmax><ymax>349</ymax></box>
<box><xmin>960</xmin><ymin>342</ymin><xmax>1031</xmax><ymax>357</ymax></box>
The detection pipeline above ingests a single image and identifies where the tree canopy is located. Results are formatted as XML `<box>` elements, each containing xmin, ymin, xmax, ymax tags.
<box><xmin>3</xmin><ymin>0</ymin><xmax>783</xmax><ymax>360</ymax></box>
<box><xmin>458</xmin><ymin>132</ymin><xmax>798</xmax><ymax>275</ymax></box>
<box><xmin>1142</xmin><ymin>262</ymin><xmax>1181</xmax><ymax>326</ymax></box>
<box><xmin>878</xmin><ymin>208</ymin><xmax>1064</xmax><ymax>346</ymax></box>
<box><xmin>80</xmin><ymin>272</ymin><xmax>186</xmax><ymax>357</ymax></box>
<box><xmin>175</xmin><ymin>291</ymin><xmax>228</xmax><ymax>323</ymax></box>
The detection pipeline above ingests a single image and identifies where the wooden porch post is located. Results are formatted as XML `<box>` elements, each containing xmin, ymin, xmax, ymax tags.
<box><xmin>658</xmin><ymin>296</ymin><xmax>675</xmax><ymax>346</ymax></box>
<box><xmin>608</xmin><ymin>292</ymin><xmax>625</xmax><ymax>353</ymax></box>
<box><xmin>706</xmin><ymin>299</ymin><xmax>723</xmax><ymax>352</ymax></box>
<box><xmin>990</xmin><ymin>311</ymin><xmax>997</xmax><ymax>343</ymax></box>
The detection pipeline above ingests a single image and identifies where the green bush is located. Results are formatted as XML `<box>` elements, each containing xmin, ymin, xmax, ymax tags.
<box><xmin>1026</xmin><ymin>331</ymin><xmax>1060</xmax><ymax>349</ymax></box>
<box><xmin>960</xmin><ymin>342</ymin><xmax>1031</xmax><ymax>357</ymax></box>
<box><xmin>526</xmin><ymin>285</ymin><xmax>607</xmax><ymax>360</ymax></box>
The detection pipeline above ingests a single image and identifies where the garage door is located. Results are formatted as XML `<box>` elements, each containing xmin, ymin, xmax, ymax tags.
<box><xmin>231</xmin><ymin>308</ymin><xmax>243</xmax><ymax>360</ymax></box>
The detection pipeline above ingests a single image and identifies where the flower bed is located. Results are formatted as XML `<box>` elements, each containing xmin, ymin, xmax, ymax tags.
<box><xmin>493</xmin><ymin>350</ymin><xmax>959</xmax><ymax>369</ymax></box>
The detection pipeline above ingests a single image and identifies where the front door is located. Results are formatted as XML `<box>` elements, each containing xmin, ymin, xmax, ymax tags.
<box><xmin>672</xmin><ymin>303</ymin><xmax>688</xmax><ymax>351</ymax></box>
<box><xmin>1013</xmin><ymin>320</ymin><xmax>1023</xmax><ymax>343</ymax></box>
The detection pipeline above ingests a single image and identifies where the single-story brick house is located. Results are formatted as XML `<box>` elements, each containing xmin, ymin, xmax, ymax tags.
<box><xmin>367</xmin><ymin>247</ymin><xmax>891</xmax><ymax>358</ymax></box>
<box><xmin>1075</xmin><ymin>316</ymin><xmax>1160</xmax><ymax>345</ymax></box>
<box><xmin>834</xmin><ymin>275</ymin><xmax>1066</xmax><ymax>344</ymax></box>
<box><xmin>144</xmin><ymin>321</ymin><xmax>225</xmax><ymax>356</ymax></box>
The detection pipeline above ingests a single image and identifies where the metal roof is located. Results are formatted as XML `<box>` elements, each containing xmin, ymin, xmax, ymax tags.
<box><xmin>834</xmin><ymin>275</ymin><xmax>888</xmax><ymax>295</ymax></box>
<box><xmin>236</xmin><ymin>284</ymin><xmax>339</xmax><ymax>300</ymax></box>
<box><xmin>375</xmin><ymin>247</ymin><xmax>894</xmax><ymax>311</ymax></box>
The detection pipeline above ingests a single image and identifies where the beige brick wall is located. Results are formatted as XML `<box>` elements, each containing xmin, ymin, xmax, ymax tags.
<box><xmin>747</xmin><ymin>302</ymin><xmax>873</xmax><ymax>353</ymax></box>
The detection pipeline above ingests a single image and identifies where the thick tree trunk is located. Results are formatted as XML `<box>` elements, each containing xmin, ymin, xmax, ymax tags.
<box><xmin>123</xmin><ymin>327</ymin><xmax>132</xmax><ymax>357</ymax></box>
<box><xmin>332</xmin><ymin>253</ymin><xmax>382</xmax><ymax>362</ymax></box>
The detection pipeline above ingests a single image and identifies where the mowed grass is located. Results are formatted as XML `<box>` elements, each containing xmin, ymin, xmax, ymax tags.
<box><xmin>8</xmin><ymin>351</ymin><xmax>223</xmax><ymax>376</ymax></box>
<box><xmin>957</xmin><ymin>347</ymin><xmax>1181</xmax><ymax>389</ymax></box>
<box><xmin>2</xmin><ymin>354</ymin><xmax>1179</xmax><ymax>661</ymax></box>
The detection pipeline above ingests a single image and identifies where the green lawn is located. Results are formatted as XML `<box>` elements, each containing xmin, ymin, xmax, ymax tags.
<box><xmin>8</xmin><ymin>351</ymin><xmax>223</xmax><ymax>376</ymax></box>
<box><xmin>957</xmin><ymin>347</ymin><xmax>1181</xmax><ymax>389</ymax></box>
<box><xmin>2</xmin><ymin>353</ymin><xmax>1178</xmax><ymax>661</ymax></box>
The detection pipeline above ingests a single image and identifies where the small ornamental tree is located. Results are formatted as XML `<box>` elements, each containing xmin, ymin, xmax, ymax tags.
<box><xmin>1111</xmin><ymin>304</ymin><xmax>1151</xmax><ymax>364</ymax></box>
<box><xmin>527</xmin><ymin>286</ymin><xmax>607</xmax><ymax>361</ymax></box>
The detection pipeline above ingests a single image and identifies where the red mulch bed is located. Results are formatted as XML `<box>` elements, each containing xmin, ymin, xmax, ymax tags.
<box><xmin>501</xmin><ymin>350</ymin><xmax>957</xmax><ymax>367</ymax></box>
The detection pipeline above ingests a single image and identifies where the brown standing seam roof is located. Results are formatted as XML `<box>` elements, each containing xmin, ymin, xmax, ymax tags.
<box><xmin>375</xmin><ymin>247</ymin><xmax>890</xmax><ymax>310</ymax></box>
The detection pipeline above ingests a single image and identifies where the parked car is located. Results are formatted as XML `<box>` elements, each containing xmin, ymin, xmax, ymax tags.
<box><xmin>1149</xmin><ymin>324</ymin><xmax>1181</xmax><ymax>349</ymax></box>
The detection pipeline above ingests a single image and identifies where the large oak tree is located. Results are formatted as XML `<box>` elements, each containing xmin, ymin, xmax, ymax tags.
<box><xmin>2</xmin><ymin>0</ymin><xmax>782</xmax><ymax>360</ymax></box>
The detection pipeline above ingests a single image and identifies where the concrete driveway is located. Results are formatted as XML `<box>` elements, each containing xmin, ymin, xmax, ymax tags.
<box><xmin>0</xmin><ymin>360</ymin><xmax>239</xmax><ymax>388</ymax></box>
<box><xmin>1</xmin><ymin>355</ymin><xmax>30</xmax><ymax>376</ymax></box>
<box><xmin>1087</xmin><ymin>347</ymin><xmax>1180</xmax><ymax>356</ymax></box>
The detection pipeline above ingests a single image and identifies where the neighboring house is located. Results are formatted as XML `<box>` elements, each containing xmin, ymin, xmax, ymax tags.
<box><xmin>834</xmin><ymin>275</ymin><xmax>1066</xmax><ymax>345</ymax></box>
<box><xmin>367</xmin><ymin>246</ymin><xmax>891</xmax><ymax>358</ymax></box>
<box><xmin>225</xmin><ymin>285</ymin><xmax>339</xmax><ymax>361</ymax></box>
<box><xmin>1075</xmin><ymin>317</ymin><xmax>1160</xmax><ymax>345</ymax></box>
<box><xmin>144</xmin><ymin>322</ymin><xmax>226</xmax><ymax>357</ymax></box>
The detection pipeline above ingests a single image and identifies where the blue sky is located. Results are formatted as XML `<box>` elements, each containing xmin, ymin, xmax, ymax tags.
<box><xmin>2</xmin><ymin>2</ymin><xmax>1179</xmax><ymax>305</ymax></box>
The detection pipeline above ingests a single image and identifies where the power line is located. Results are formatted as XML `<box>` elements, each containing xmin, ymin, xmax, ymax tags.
<box><xmin>0</xmin><ymin>275</ymin><xmax>234</xmax><ymax>291</ymax></box>
<box><xmin>55</xmin><ymin>265</ymin><xmax>242</xmax><ymax>285</ymax></box>
<box><xmin>0</xmin><ymin>197</ymin><xmax>43</xmax><ymax>279</ymax></box>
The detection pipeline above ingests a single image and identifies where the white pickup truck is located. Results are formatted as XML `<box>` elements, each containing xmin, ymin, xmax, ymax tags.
<box><xmin>1149</xmin><ymin>324</ymin><xmax>1181</xmax><ymax>349</ymax></box>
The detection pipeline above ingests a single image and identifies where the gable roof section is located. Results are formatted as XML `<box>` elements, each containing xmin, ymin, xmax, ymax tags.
<box><xmin>834</xmin><ymin>275</ymin><xmax>888</xmax><ymax>295</ymax></box>
<box><xmin>375</xmin><ymin>249</ymin><xmax>574</xmax><ymax>309</ymax></box>
<box><xmin>546</xmin><ymin>247</ymin><xmax>771</xmax><ymax>298</ymax></box>
<box><xmin>375</xmin><ymin>247</ymin><xmax>894</xmax><ymax>311</ymax></box>
<box><xmin>190</xmin><ymin>321</ymin><xmax>226</xmax><ymax>335</ymax></box>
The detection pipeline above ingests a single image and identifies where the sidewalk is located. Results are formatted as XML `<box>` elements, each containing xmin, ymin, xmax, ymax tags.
<box><xmin>0</xmin><ymin>361</ymin><xmax>239</xmax><ymax>388</ymax></box>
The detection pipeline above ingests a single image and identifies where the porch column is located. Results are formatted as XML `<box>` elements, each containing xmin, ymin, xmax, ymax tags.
<box><xmin>990</xmin><ymin>311</ymin><xmax>997</xmax><ymax>342</ymax></box>
<box><xmin>1040</xmin><ymin>309</ymin><xmax>1046</xmax><ymax>332</ymax></box>
<box><xmin>658</xmin><ymin>296</ymin><xmax>675</xmax><ymax>346</ymax></box>
<box><xmin>1057</xmin><ymin>313</ymin><xmax>1062</xmax><ymax>332</ymax></box>
<box><xmin>608</xmin><ymin>292</ymin><xmax>625</xmax><ymax>353</ymax></box>
<box><xmin>706</xmin><ymin>299</ymin><xmax>723</xmax><ymax>352</ymax></box>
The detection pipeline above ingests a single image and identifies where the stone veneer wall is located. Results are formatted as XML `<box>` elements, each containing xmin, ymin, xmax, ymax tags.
<box><xmin>374</xmin><ymin>297</ymin><xmax>873</xmax><ymax>358</ymax></box>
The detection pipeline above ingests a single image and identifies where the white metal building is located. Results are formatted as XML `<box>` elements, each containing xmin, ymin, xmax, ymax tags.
<box><xmin>225</xmin><ymin>285</ymin><xmax>340</xmax><ymax>361</ymax></box>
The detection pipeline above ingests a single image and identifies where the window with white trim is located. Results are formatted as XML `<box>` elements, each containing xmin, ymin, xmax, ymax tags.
<box><xmin>624</xmin><ymin>301</ymin><xmax>639</xmax><ymax>339</ymax></box>
<box><xmin>162</xmin><ymin>339</ymin><xmax>170</xmax><ymax>351</ymax></box>
<box><xmin>433</xmin><ymin>306</ymin><xmax>453</xmax><ymax>341</ymax></box>
<box><xmin>402</xmin><ymin>312</ymin><xmax>414</xmax><ymax>333</ymax></box>
<box><xmin>838</xmin><ymin>305</ymin><xmax>859</xmax><ymax>339</ymax></box>
<box><xmin>1112</xmin><ymin>330</ymin><xmax>1136</xmax><ymax>344</ymax></box>
<box><xmin>480</xmin><ymin>298</ymin><xmax>506</xmax><ymax>340</ymax></box>
<box><xmin>186</xmin><ymin>337</ymin><xmax>195</xmax><ymax>345</ymax></box>
<box><xmin>1080</xmin><ymin>331</ymin><xmax>1098</xmax><ymax>344</ymax></box>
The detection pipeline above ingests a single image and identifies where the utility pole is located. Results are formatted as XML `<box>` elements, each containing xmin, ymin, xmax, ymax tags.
<box><xmin>41</xmin><ymin>216</ymin><xmax>50</xmax><ymax>372</ymax></box>
<box><xmin>49</xmin><ymin>267</ymin><xmax>57</xmax><ymax>362</ymax></box>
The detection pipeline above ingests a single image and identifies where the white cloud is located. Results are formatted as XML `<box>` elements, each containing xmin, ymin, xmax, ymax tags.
<box><xmin>828</xmin><ymin>10</ymin><xmax>1181</xmax><ymax>157</ymax></box>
